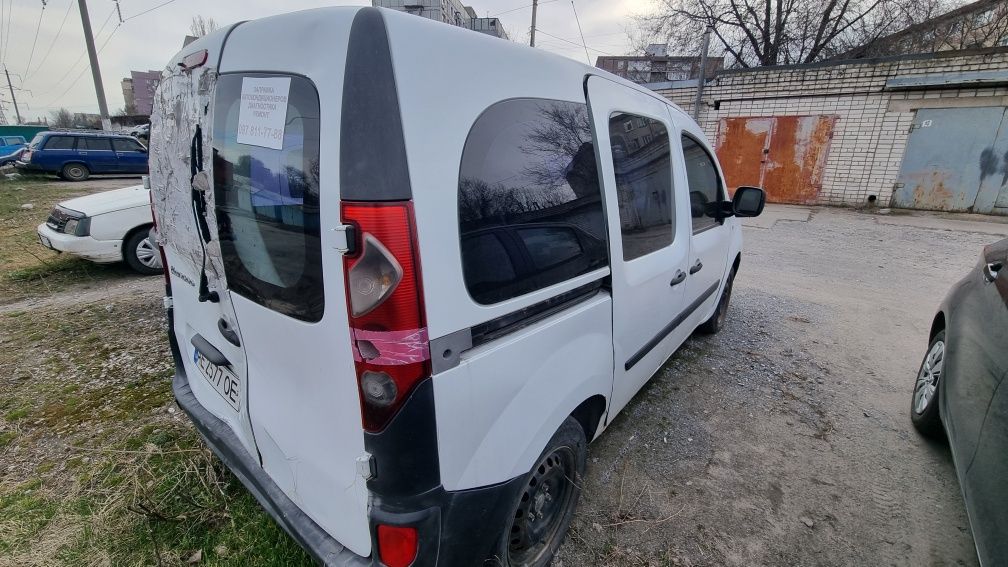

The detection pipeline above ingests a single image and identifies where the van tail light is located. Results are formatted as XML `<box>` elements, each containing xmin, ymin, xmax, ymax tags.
<box><xmin>21</xmin><ymin>150</ymin><xmax>31</xmax><ymax>162</ymax></box>
<box><xmin>149</xmin><ymin>187</ymin><xmax>170</xmax><ymax>290</ymax></box>
<box><xmin>377</xmin><ymin>524</ymin><xmax>418</xmax><ymax>567</ymax></box>
<box><xmin>341</xmin><ymin>201</ymin><xmax>429</xmax><ymax>433</ymax></box>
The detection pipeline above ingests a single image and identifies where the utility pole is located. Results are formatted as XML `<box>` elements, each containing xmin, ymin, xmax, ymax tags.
<box><xmin>692</xmin><ymin>26</ymin><xmax>712</xmax><ymax>121</ymax></box>
<box><xmin>77</xmin><ymin>0</ymin><xmax>111</xmax><ymax>130</ymax></box>
<box><xmin>530</xmin><ymin>0</ymin><xmax>538</xmax><ymax>47</ymax></box>
<box><xmin>4</xmin><ymin>67</ymin><xmax>22</xmax><ymax>124</ymax></box>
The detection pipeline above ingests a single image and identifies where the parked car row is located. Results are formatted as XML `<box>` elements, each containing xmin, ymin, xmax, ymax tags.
<box><xmin>17</xmin><ymin>130</ymin><xmax>148</xmax><ymax>180</ymax></box>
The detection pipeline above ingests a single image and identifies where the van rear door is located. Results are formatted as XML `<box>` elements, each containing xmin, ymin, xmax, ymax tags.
<box><xmin>208</xmin><ymin>67</ymin><xmax>370</xmax><ymax>555</ymax></box>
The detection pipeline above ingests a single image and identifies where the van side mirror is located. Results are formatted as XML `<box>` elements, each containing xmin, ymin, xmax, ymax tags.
<box><xmin>732</xmin><ymin>186</ymin><xmax>766</xmax><ymax>217</ymax></box>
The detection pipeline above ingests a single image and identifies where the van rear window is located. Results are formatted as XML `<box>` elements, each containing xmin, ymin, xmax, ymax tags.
<box><xmin>212</xmin><ymin>74</ymin><xmax>324</xmax><ymax>322</ymax></box>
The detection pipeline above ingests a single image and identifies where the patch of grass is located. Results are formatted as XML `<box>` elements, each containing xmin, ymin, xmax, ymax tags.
<box><xmin>0</xmin><ymin>294</ymin><xmax>317</xmax><ymax>566</ymax></box>
<box><xmin>0</xmin><ymin>431</ymin><xmax>16</xmax><ymax>449</ymax></box>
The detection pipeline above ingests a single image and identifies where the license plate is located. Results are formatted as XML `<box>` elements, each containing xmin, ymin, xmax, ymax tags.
<box><xmin>38</xmin><ymin>234</ymin><xmax>52</xmax><ymax>249</ymax></box>
<box><xmin>194</xmin><ymin>350</ymin><xmax>241</xmax><ymax>412</ymax></box>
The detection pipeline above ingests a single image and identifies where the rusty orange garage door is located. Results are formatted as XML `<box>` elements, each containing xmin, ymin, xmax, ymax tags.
<box><xmin>715</xmin><ymin>115</ymin><xmax>837</xmax><ymax>204</ymax></box>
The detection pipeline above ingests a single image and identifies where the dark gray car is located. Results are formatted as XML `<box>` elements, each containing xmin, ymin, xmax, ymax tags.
<box><xmin>910</xmin><ymin>236</ymin><xmax>1007</xmax><ymax>565</ymax></box>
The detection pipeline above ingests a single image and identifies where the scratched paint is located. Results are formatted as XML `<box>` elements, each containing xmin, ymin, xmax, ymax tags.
<box><xmin>716</xmin><ymin>115</ymin><xmax>836</xmax><ymax>205</ymax></box>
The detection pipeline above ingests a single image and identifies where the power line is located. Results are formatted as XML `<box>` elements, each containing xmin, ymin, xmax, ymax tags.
<box><xmin>123</xmin><ymin>0</ymin><xmax>178</xmax><ymax>21</ymax></box>
<box><xmin>25</xmin><ymin>0</ymin><xmax>74</xmax><ymax>82</ymax></box>
<box><xmin>490</xmin><ymin>0</ymin><xmax>559</xmax><ymax>18</ymax></box>
<box><xmin>569</xmin><ymin>0</ymin><xmax>590</xmax><ymax>64</ymax></box>
<box><xmin>23</xmin><ymin>1</ymin><xmax>48</xmax><ymax>78</ymax></box>
<box><xmin>533</xmin><ymin>28</ymin><xmax>614</xmax><ymax>56</ymax></box>
<box><xmin>30</xmin><ymin>6</ymin><xmax>112</xmax><ymax>98</ymax></box>
<box><xmin>41</xmin><ymin>22</ymin><xmax>118</xmax><ymax>109</ymax></box>
<box><xmin>2</xmin><ymin>0</ymin><xmax>16</xmax><ymax>67</ymax></box>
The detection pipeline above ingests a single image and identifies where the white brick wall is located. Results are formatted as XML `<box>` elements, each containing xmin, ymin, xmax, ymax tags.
<box><xmin>653</xmin><ymin>48</ymin><xmax>1008</xmax><ymax>207</ymax></box>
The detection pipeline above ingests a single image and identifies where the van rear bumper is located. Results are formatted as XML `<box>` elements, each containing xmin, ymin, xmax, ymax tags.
<box><xmin>172</xmin><ymin>371</ymin><xmax>371</xmax><ymax>567</ymax></box>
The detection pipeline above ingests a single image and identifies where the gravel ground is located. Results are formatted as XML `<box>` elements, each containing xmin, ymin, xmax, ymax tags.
<box><xmin>556</xmin><ymin>206</ymin><xmax>1007</xmax><ymax>567</ymax></box>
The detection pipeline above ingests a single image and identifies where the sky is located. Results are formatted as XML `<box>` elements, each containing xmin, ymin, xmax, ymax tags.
<box><xmin>0</xmin><ymin>0</ymin><xmax>654</xmax><ymax>123</ymax></box>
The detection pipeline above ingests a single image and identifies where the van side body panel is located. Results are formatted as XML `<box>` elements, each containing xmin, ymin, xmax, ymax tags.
<box><xmin>381</xmin><ymin>8</ymin><xmax>615</xmax><ymax>492</ymax></box>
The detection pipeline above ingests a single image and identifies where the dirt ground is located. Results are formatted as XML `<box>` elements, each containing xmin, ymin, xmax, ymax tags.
<box><xmin>556</xmin><ymin>206</ymin><xmax>1008</xmax><ymax>566</ymax></box>
<box><xmin>4</xmin><ymin>173</ymin><xmax>1007</xmax><ymax>566</ymax></box>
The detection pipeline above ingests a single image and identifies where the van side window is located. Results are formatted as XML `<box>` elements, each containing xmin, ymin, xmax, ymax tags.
<box><xmin>608</xmin><ymin>112</ymin><xmax>674</xmax><ymax>261</ymax></box>
<box><xmin>681</xmin><ymin>135</ymin><xmax>724</xmax><ymax>233</ymax></box>
<box><xmin>44</xmin><ymin>136</ymin><xmax>75</xmax><ymax>150</ymax></box>
<box><xmin>212</xmin><ymin>74</ymin><xmax>324</xmax><ymax>322</ymax></box>
<box><xmin>458</xmin><ymin>98</ymin><xmax>608</xmax><ymax>305</ymax></box>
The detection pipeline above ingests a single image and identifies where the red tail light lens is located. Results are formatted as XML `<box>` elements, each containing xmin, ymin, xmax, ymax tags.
<box><xmin>377</xmin><ymin>524</ymin><xmax>418</xmax><ymax>567</ymax></box>
<box><xmin>341</xmin><ymin>201</ymin><xmax>429</xmax><ymax>432</ymax></box>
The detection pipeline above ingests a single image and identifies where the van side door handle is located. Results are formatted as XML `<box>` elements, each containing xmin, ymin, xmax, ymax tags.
<box><xmin>670</xmin><ymin>270</ymin><xmax>686</xmax><ymax>286</ymax></box>
<box><xmin>689</xmin><ymin>259</ymin><xmax>703</xmax><ymax>274</ymax></box>
<box><xmin>191</xmin><ymin>333</ymin><xmax>230</xmax><ymax>367</ymax></box>
<box><xmin>218</xmin><ymin>318</ymin><xmax>241</xmax><ymax>347</ymax></box>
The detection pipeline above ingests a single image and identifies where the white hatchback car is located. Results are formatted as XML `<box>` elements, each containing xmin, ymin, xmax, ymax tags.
<box><xmin>37</xmin><ymin>184</ymin><xmax>163</xmax><ymax>275</ymax></box>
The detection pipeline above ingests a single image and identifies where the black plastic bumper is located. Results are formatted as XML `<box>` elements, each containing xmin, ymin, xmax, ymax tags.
<box><xmin>172</xmin><ymin>371</ymin><xmax>372</xmax><ymax>567</ymax></box>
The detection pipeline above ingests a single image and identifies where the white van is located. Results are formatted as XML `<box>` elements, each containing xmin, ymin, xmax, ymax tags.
<box><xmin>150</xmin><ymin>7</ymin><xmax>765</xmax><ymax>567</ymax></box>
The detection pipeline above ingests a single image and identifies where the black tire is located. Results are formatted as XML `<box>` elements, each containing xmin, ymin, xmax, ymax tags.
<box><xmin>61</xmin><ymin>162</ymin><xmax>89</xmax><ymax>181</ymax></box>
<box><xmin>697</xmin><ymin>266</ymin><xmax>736</xmax><ymax>335</ymax></box>
<box><xmin>123</xmin><ymin>227</ymin><xmax>163</xmax><ymax>276</ymax></box>
<box><xmin>911</xmin><ymin>330</ymin><xmax>945</xmax><ymax>438</ymax></box>
<box><xmin>495</xmin><ymin>417</ymin><xmax>587</xmax><ymax>567</ymax></box>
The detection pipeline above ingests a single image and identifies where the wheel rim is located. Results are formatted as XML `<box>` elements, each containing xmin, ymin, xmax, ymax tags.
<box><xmin>913</xmin><ymin>340</ymin><xmax>944</xmax><ymax>415</ymax></box>
<box><xmin>136</xmin><ymin>237</ymin><xmax>162</xmax><ymax>269</ymax></box>
<box><xmin>508</xmin><ymin>446</ymin><xmax>577</xmax><ymax>564</ymax></box>
<box><xmin>68</xmin><ymin>166</ymin><xmax>83</xmax><ymax>178</ymax></box>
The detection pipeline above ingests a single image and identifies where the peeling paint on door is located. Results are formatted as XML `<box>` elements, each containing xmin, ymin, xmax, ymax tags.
<box><xmin>894</xmin><ymin>106</ymin><xmax>1008</xmax><ymax>213</ymax></box>
<box><xmin>715</xmin><ymin>115</ymin><xmax>837</xmax><ymax>205</ymax></box>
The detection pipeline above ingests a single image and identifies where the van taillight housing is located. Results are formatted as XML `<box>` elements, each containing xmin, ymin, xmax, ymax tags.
<box><xmin>341</xmin><ymin>201</ymin><xmax>429</xmax><ymax>433</ymax></box>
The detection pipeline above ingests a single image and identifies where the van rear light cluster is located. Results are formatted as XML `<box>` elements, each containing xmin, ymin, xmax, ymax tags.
<box><xmin>377</xmin><ymin>524</ymin><xmax>418</xmax><ymax>567</ymax></box>
<box><xmin>341</xmin><ymin>201</ymin><xmax>429</xmax><ymax>433</ymax></box>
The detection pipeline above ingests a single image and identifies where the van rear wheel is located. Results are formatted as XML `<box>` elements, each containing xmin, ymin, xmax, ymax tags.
<box><xmin>61</xmin><ymin>163</ymin><xmax>89</xmax><ymax>181</ymax></box>
<box><xmin>497</xmin><ymin>417</ymin><xmax>585</xmax><ymax>567</ymax></box>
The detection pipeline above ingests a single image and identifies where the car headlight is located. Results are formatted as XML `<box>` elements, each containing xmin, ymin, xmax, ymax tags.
<box><xmin>63</xmin><ymin>216</ymin><xmax>90</xmax><ymax>236</ymax></box>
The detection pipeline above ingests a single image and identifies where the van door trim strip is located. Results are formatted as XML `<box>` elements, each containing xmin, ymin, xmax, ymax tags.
<box><xmin>624</xmin><ymin>281</ymin><xmax>719</xmax><ymax>371</ymax></box>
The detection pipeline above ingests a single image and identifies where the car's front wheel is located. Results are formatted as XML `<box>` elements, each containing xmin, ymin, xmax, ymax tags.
<box><xmin>61</xmin><ymin>163</ymin><xmax>89</xmax><ymax>181</ymax></box>
<box><xmin>911</xmin><ymin>330</ymin><xmax>945</xmax><ymax>437</ymax></box>
<box><xmin>698</xmin><ymin>266</ymin><xmax>736</xmax><ymax>335</ymax></box>
<box><xmin>124</xmin><ymin>227</ymin><xmax>163</xmax><ymax>276</ymax></box>
<box><xmin>496</xmin><ymin>417</ymin><xmax>586</xmax><ymax>567</ymax></box>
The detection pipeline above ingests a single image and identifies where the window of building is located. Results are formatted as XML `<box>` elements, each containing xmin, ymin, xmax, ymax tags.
<box><xmin>608</xmin><ymin>112</ymin><xmax>674</xmax><ymax>261</ymax></box>
<box><xmin>458</xmin><ymin>98</ymin><xmax>608</xmax><ymax>304</ymax></box>
<box><xmin>681</xmin><ymin>134</ymin><xmax>724</xmax><ymax>233</ymax></box>
<box><xmin>44</xmin><ymin>136</ymin><xmax>75</xmax><ymax>150</ymax></box>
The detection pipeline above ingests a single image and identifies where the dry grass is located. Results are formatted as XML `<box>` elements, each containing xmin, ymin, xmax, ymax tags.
<box><xmin>0</xmin><ymin>295</ymin><xmax>312</xmax><ymax>566</ymax></box>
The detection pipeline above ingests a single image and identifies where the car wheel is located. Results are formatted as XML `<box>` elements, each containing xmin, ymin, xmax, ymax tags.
<box><xmin>698</xmin><ymin>266</ymin><xmax>736</xmax><ymax>335</ymax></box>
<box><xmin>124</xmin><ymin>228</ymin><xmax>163</xmax><ymax>276</ymax></box>
<box><xmin>61</xmin><ymin>163</ymin><xmax>89</xmax><ymax>181</ymax></box>
<box><xmin>496</xmin><ymin>417</ymin><xmax>586</xmax><ymax>567</ymax></box>
<box><xmin>911</xmin><ymin>330</ymin><xmax>945</xmax><ymax>437</ymax></box>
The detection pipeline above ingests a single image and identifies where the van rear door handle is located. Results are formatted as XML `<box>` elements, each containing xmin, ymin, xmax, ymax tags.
<box><xmin>670</xmin><ymin>270</ymin><xmax>686</xmax><ymax>286</ymax></box>
<box><xmin>689</xmin><ymin>260</ymin><xmax>703</xmax><ymax>274</ymax></box>
<box><xmin>218</xmin><ymin>318</ymin><xmax>241</xmax><ymax>347</ymax></box>
<box><xmin>191</xmin><ymin>333</ymin><xmax>230</xmax><ymax>367</ymax></box>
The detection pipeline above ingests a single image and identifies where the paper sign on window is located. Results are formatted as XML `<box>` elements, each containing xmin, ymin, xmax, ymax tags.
<box><xmin>236</xmin><ymin>77</ymin><xmax>291</xmax><ymax>150</ymax></box>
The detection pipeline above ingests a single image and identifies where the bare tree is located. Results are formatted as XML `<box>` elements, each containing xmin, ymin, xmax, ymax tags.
<box><xmin>189</xmin><ymin>15</ymin><xmax>219</xmax><ymax>38</ymax></box>
<box><xmin>632</xmin><ymin>0</ymin><xmax>958</xmax><ymax>68</ymax></box>
<box><xmin>49</xmin><ymin>108</ymin><xmax>74</xmax><ymax>128</ymax></box>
